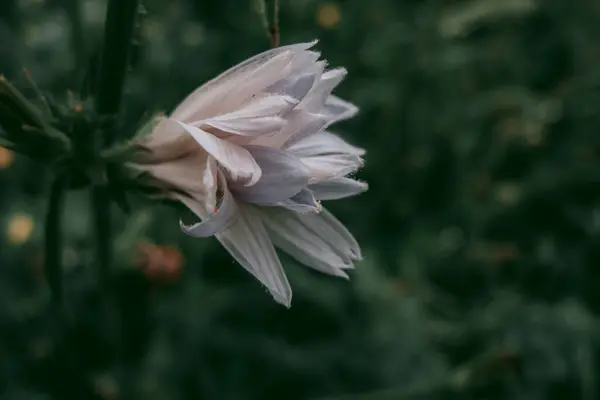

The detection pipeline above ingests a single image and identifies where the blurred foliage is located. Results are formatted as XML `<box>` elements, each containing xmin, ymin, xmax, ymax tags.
<box><xmin>2</xmin><ymin>0</ymin><xmax>600</xmax><ymax>399</ymax></box>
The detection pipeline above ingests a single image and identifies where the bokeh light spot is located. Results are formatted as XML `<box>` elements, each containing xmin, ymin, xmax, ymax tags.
<box><xmin>0</xmin><ymin>146</ymin><xmax>14</xmax><ymax>169</ymax></box>
<box><xmin>7</xmin><ymin>213</ymin><xmax>35</xmax><ymax>245</ymax></box>
<box><xmin>317</xmin><ymin>3</ymin><xmax>341</xmax><ymax>29</ymax></box>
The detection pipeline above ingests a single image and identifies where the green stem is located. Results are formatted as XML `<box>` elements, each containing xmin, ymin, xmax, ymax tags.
<box><xmin>91</xmin><ymin>0</ymin><xmax>139</xmax><ymax>280</ymax></box>
<box><xmin>65</xmin><ymin>0</ymin><xmax>86</xmax><ymax>81</ymax></box>
<box><xmin>96</xmin><ymin>0</ymin><xmax>139</xmax><ymax>127</ymax></box>
<box><xmin>92</xmin><ymin>185</ymin><xmax>112</xmax><ymax>289</ymax></box>
<box><xmin>45</xmin><ymin>174</ymin><xmax>66</xmax><ymax>308</ymax></box>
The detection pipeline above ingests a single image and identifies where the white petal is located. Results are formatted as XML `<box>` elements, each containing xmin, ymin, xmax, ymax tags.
<box><xmin>138</xmin><ymin>118</ymin><xmax>193</xmax><ymax>163</ymax></box>
<box><xmin>302</xmin><ymin>208</ymin><xmax>362</xmax><ymax>261</ymax></box>
<box><xmin>300</xmin><ymin>68</ymin><xmax>347</xmax><ymax>113</ymax></box>
<box><xmin>276</xmin><ymin>188</ymin><xmax>321</xmax><ymax>213</ymax></box>
<box><xmin>216</xmin><ymin>206</ymin><xmax>292</xmax><ymax>307</ymax></box>
<box><xmin>172</xmin><ymin>42</ymin><xmax>318</xmax><ymax>122</ymax></box>
<box><xmin>260</xmin><ymin>208</ymin><xmax>353</xmax><ymax>277</ymax></box>
<box><xmin>231</xmin><ymin>146</ymin><xmax>310</xmax><ymax>204</ymax></box>
<box><xmin>285</xmin><ymin>130</ymin><xmax>365</xmax><ymax>157</ymax></box>
<box><xmin>140</xmin><ymin>151</ymin><xmax>218</xmax><ymax>208</ymax></box>
<box><xmin>251</xmin><ymin>109</ymin><xmax>330</xmax><ymax>148</ymax></box>
<box><xmin>267</xmin><ymin>60</ymin><xmax>325</xmax><ymax>102</ymax></box>
<box><xmin>309</xmin><ymin>177</ymin><xmax>368</xmax><ymax>200</ymax></box>
<box><xmin>178</xmin><ymin>169</ymin><xmax>239</xmax><ymax>237</ymax></box>
<box><xmin>323</xmin><ymin>95</ymin><xmax>359</xmax><ymax>123</ymax></box>
<box><xmin>198</xmin><ymin>94</ymin><xmax>296</xmax><ymax>136</ymax></box>
<box><xmin>177</xmin><ymin>122</ymin><xmax>262</xmax><ymax>186</ymax></box>
<box><xmin>301</xmin><ymin>153</ymin><xmax>364</xmax><ymax>182</ymax></box>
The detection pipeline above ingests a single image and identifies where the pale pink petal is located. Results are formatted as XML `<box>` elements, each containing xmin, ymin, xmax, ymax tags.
<box><xmin>251</xmin><ymin>109</ymin><xmax>329</xmax><ymax>148</ymax></box>
<box><xmin>309</xmin><ymin>177</ymin><xmax>368</xmax><ymax>200</ymax></box>
<box><xmin>197</xmin><ymin>94</ymin><xmax>297</xmax><ymax>136</ymax></box>
<box><xmin>178</xmin><ymin>169</ymin><xmax>239</xmax><ymax>237</ymax></box>
<box><xmin>172</xmin><ymin>42</ymin><xmax>318</xmax><ymax>123</ymax></box>
<box><xmin>266</xmin><ymin>60</ymin><xmax>325</xmax><ymax>102</ymax></box>
<box><xmin>138</xmin><ymin>151</ymin><xmax>217</xmax><ymax>207</ymax></box>
<box><xmin>301</xmin><ymin>208</ymin><xmax>362</xmax><ymax>261</ymax></box>
<box><xmin>276</xmin><ymin>188</ymin><xmax>321</xmax><ymax>213</ymax></box>
<box><xmin>301</xmin><ymin>153</ymin><xmax>364</xmax><ymax>183</ymax></box>
<box><xmin>259</xmin><ymin>208</ymin><xmax>353</xmax><ymax>278</ymax></box>
<box><xmin>285</xmin><ymin>130</ymin><xmax>365</xmax><ymax>157</ymax></box>
<box><xmin>216</xmin><ymin>206</ymin><xmax>292</xmax><ymax>307</ymax></box>
<box><xmin>177</xmin><ymin>122</ymin><xmax>262</xmax><ymax>186</ymax></box>
<box><xmin>231</xmin><ymin>145</ymin><xmax>310</xmax><ymax>204</ymax></box>
<box><xmin>138</xmin><ymin>118</ymin><xmax>193</xmax><ymax>164</ymax></box>
<box><xmin>323</xmin><ymin>95</ymin><xmax>359</xmax><ymax>124</ymax></box>
<box><xmin>300</xmin><ymin>68</ymin><xmax>347</xmax><ymax>113</ymax></box>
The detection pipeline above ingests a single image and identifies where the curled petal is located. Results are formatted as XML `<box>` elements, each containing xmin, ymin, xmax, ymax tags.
<box><xmin>178</xmin><ymin>169</ymin><xmax>238</xmax><ymax>237</ymax></box>
<box><xmin>231</xmin><ymin>145</ymin><xmax>310</xmax><ymax>205</ymax></box>
<box><xmin>177</xmin><ymin>121</ymin><xmax>262</xmax><ymax>186</ymax></box>
<box><xmin>310</xmin><ymin>177</ymin><xmax>368</xmax><ymax>200</ymax></box>
<box><xmin>216</xmin><ymin>206</ymin><xmax>292</xmax><ymax>307</ymax></box>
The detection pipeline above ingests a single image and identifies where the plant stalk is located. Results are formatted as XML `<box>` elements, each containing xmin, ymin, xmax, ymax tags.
<box><xmin>45</xmin><ymin>174</ymin><xmax>66</xmax><ymax>308</ymax></box>
<box><xmin>92</xmin><ymin>0</ymin><xmax>139</xmax><ymax>283</ymax></box>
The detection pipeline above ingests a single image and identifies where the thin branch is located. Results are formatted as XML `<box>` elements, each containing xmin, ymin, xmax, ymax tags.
<box><xmin>270</xmin><ymin>0</ymin><xmax>280</xmax><ymax>47</ymax></box>
<box><xmin>255</xmin><ymin>0</ymin><xmax>280</xmax><ymax>47</ymax></box>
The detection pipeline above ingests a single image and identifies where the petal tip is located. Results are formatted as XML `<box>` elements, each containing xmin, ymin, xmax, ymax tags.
<box><xmin>273</xmin><ymin>290</ymin><xmax>293</xmax><ymax>308</ymax></box>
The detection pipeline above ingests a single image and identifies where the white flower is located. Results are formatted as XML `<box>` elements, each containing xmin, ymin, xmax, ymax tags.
<box><xmin>134</xmin><ymin>41</ymin><xmax>367</xmax><ymax>307</ymax></box>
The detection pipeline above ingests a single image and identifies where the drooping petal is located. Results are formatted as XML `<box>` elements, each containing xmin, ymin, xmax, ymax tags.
<box><xmin>231</xmin><ymin>145</ymin><xmax>310</xmax><ymax>205</ymax></box>
<box><xmin>276</xmin><ymin>188</ymin><xmax>321</xmax><ymax>213</ymax></box>
<box><xmin>177</xmin><ymin>122</ymin><xmax>262</xmax><ymax>186</ymax></box>
<box><xmin>309</xmin><ymin>177</ymin><xmax>368</xmax><ymax>200</ymax></box>
<box><xmin>178</xmin><ymin>169</ymin><xmax>239</xmax><ymax>237</ymax></box>
<box><xmin>285</xmin><ymin>130</ymin><xmax>365</xmax><ymax>157</ymax></box>
<box><xmin>172</xmin><ymin>42</ymin><xmax>318</xmax><ymax>123</ymax></box>
<box><xmin>216</xmin><ymin>205</ymin><xmax>292</xmax><ymax>307</ymax></box>
<box><xmin>323</xmin><ymin>95</ymin><xmax>359</xmax><ymax>124</ymax></box>
<box><xmin>259</xmin><ymin>208</ymin><xmax>353</xmax><ymax>278</ymax></box>
<box><xmin>301</xmin><ymin>153</ymin><xmax>364</xmax><ymax>183</ymax></box>
<box><xmin>301</xmin><ymin>208</ymin><xmax>362</xmax><ymax>261</ymax></box>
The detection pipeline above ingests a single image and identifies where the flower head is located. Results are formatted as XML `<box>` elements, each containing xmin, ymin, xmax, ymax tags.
<box><xmin>133</xmin><ymin>41</ymin><xmax>367</xmax><ymax>307</ymax></box>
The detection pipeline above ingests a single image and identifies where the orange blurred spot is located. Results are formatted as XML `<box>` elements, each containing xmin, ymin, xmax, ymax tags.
<box><xmin>7</xmin><ymin>213</ymin><xmax>34</xmax><ymax>245</ymax></box>
<box><xmin>134</xmin><ymin>241</ymin><xmax>184</xmax><ymax>284</ymax></box>
<box><xmin>0</xmin><ymin>146</ymin><xmax>14</xmax><ymax>169</ymax></box>
<box><xmin>317</xmin><ymin>3</ymin><xmax>341</xmax><ymax>29</ymax></box>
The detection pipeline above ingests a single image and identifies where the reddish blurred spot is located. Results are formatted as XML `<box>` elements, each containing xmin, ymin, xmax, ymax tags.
<box><xmin>134</xmin><ymin>241</ymin><xmax>184</xmax><ymax>284</ymax></box>
<box><xmin>73</xmin><ymin>104</ymin><xmax>83</xmax><ymax>112</ymax></box>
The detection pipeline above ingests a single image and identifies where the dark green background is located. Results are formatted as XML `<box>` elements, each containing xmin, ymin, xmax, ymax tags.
<box><xmin>2</xmin><ymin>0</ymin><xmax>600</xmax><ymax>399</ymax></box>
